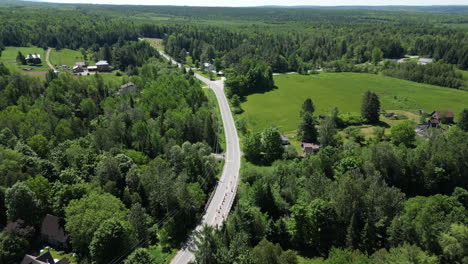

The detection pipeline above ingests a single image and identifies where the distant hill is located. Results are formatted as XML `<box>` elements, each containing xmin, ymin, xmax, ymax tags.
<box><xmin>258</xmin><ymin>5</ymin><xmax>468</xmax><ymax>14</ymax></box>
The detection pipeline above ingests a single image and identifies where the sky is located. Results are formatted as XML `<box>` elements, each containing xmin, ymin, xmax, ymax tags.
<box><xmin>34</xmin><ymin>0</ymin><xmax>468</xmax><ymax>7</ymax></box>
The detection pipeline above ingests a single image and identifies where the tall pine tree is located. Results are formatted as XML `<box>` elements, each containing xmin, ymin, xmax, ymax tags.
<box><xmin>301</xmin><ymin>98</ymin><xmax>315</xmax><ymax>117</ymax></box>
<box><xmin>298</xmin><ymin>112</ymin><xmax>317</xmax><ymax>143</ymax></box>
<box><xmin>361</xmin><ymin>91</ymin><xmax>380</xmax><ymax>123</ymax></box>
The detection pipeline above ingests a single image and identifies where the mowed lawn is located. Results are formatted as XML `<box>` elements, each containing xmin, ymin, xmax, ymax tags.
<box><xmin>241</xmin><ymin>72</ymin><xmax>468</xmax><ymax>133</ymax></box>
<box><xmin>0</xmin><ymin>46</ymin><xmax>48</xmax><ymax>72</ymax></box>
<box><xmin>50</xmin><ymin>48</ymin><xmax>85</xmax><ymax>67</ymax></box>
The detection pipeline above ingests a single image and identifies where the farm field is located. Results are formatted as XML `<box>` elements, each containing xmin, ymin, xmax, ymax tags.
<box><xmin>49</xmin><ymin>48</ymin><xmax>85</xmax><ymax>68</ymax></box>
<box><xmin>0</xmin><ymin>46</ymin><xmax>49</xmax><ymax>72</ymax></box>
<box><xmin>240</xmin><ymin>72</ymin><xmax>468</xmax><ymax>134</ymax></box>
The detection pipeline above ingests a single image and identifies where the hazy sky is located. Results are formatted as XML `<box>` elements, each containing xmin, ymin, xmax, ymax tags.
<box><xmin>35</xmin><ymin>0</ymin><xmax>468</xmax><ymax>7</ymax></box>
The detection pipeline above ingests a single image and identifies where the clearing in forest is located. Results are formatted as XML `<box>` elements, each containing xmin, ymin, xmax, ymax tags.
<box><xmin>0</xmin><ymin>46</ymin><xmax>49</xmax><ymax>73</ymax></box>
<box><xmin>241</xmin><ymin>72</ymin><xmax>468</xmax><ymax>133</ymax></box>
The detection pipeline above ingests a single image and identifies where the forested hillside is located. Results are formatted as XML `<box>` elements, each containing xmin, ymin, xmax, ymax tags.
<box><xmin>0</xmin><ymin>47</ymin><xmax>222</xmax><ymax>263</ymax></box>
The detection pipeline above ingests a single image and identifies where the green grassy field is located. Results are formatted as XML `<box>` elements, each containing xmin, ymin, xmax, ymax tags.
<box><xmin>241</xmin><ymin>72</ymin><xmax>468</xmax><ymax>134</ymax></box>
<box><xmin>0</xmin><ymin>46</ymin><xmax>49</xmax><ymax>72</ymax></box>
<box><xmin>81</xmin><ymin>72</ymin><xmax>126</xmax><ymax>90</ymax></box>
<box><xmin>49</xmin><ymin>48</ymin><xmax>85</xmax><ymax>68</ymax></box>
<box><xmin>145</xmin><ymin>38</ymin><xmax>164</xmax><ymax>50</ymax></box>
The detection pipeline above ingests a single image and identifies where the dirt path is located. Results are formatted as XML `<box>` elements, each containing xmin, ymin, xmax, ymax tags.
<box><xmin>45</xmin><ymin>48</ymin><xmax>55</xmax><ymax>71</ymax></box>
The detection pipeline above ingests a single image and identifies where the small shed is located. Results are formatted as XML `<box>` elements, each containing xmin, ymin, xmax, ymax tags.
<box><xmin>280</xmin><ymin>135</ymin><xmax>290</xmax><ymax>145</ymax></box>
<box><xmin>87</xmin><ymin>66</ymin><xmax>98</xmax><ymax>71</ymax></box>
<box><xmin>301</xmin><ymin>142</ymin><xmax>321</xmax><ymax>156</ymax></box>
<box><xmin>428</xmin><ymin>119</ymin><xmax>440</xmax><ymax>128</ymax></box>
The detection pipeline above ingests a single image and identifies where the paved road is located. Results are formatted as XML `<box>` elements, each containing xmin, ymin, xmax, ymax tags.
<box><xmin>156</xmin><ymin>50</ymin><xmax>241</xmax><ymax>264</ymax></box>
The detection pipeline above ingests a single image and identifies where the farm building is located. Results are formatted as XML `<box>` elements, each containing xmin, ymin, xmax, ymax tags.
<box><xmin>301</xmin><ymin>142</ymin><xmax>320</xmax><ymax>156</ymax></box>
<box><xmin>429</xmin><ymin>110</ymin><xmax>454</xmax><ymax>124</ymax></box>
<box><xmin>96</xmin><ymin>60</ymin><xmax>110</xmax><ymax>72</ymax></box>
<box><xmin>25</xmin><ymin>54</ymin><xmax>41</xmax><ymax>64</ymax></box>
<box><xmin>87</xmin><ymin>66</ymin><xmax>98</xmax><ymax>71</ymax></box>
<box><xmin>118</xmin><ymin>82</ymin><xmax>136</xmax><ymax>95</ymax></box>
<box><xmin>280</xmin><ymin>135</ymin><xmax>290</xmax><ymax>145</ymax></box>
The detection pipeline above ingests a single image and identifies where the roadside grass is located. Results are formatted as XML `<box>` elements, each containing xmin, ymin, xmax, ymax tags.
<box><xmin>49</xmin><ymin>48</ymin><xmax>85</xmax><ymax>69</ymax></box>
<box><xmin>195</xmin><ymin>69</ymin><xmax>221</xmax><ymax>80</ymax></box>
<box><xmin>0</xmin><ymin>46</ymin><xmax>49</xmax><ymax>72</ymax></box>
<box><xmin>204</xmin><ymin>88</ymin><xmax>226</xmax><ymax>153</ymax></box>
<box><xmin>147</xmin><ymin>245</ymin><xmax>177</xmax><ymax>264</ymax></box>
<box><xmin>145</xmin><ymin>38</ymin><xmax>164</xmax><ymax>51</ymax></box>
<box><xmin>240</xmin><ymin>72</ymin><xmax>468</xmax><ymax>135</ymax></box>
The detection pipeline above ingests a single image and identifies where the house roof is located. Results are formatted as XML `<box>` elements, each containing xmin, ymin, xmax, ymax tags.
<box><xmin>301</xmin><ymin>143</ymin><xmax>321</xmax><ymax>153</ymax></box>
<box><xmin>20</xmin><ymin>255</ymin><xmax>48</xmax><ymax>264</ymax></box>
<box><xmin>26</xmin><ymin>54</ymin><xmax>41</xmax><ymax>60</ymax></box>
<box><xmin>20</xmin><ymin>252</ymin><xmax>70</xmax><ymax>264</ymax></box>
<box><xmin>96</xmin><ymin>60</ymin><xmax>109</xmax><ymax>66</ymax></box>
<box><xmin>435</xmin><ymin>110</ymin><xmax>454</xmax><ymax>118</ymax></box>
<box><xmin>120</xmin><ymin>82</ymin><xmax>135</xmax><ymax>89</ymax></box>
<box><xmin>281</xmin><ymin>135</ymin><xmax>289</xmax><ymax>141</ymax></box>
<box><xmin>36</xmin><ymin>252</ymin><xmax>55</xmax><ymax>264</ymax></box>
<box><xmin>41</xmin><ymin>214</ymin><xmax>69</xmax><ymax>245</ymax></box>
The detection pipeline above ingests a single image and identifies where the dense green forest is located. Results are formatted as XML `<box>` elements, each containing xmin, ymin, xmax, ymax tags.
<box><xmin>0</xmin><ymin>1</ymin><xmax>468</xmax><ymax>264</ymax></box>
<box><xmin>195</xmin><ymin>99</ymin><xmax>468</xmax><ymax>263</ymax></box>
<box><xmin>0</xmin><ymin>1</ymin><xmax>468</xmax><ymax>82</ymax></box>
<box><xmin>0</xmin><ymin>43</ymin><xmax>222</xmax><ymax>263</ymax></box>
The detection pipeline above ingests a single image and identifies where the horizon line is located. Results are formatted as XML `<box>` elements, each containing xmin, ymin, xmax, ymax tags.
<box><xmin>24</xmin><ymin>1</ymin><xmax>468</xmax><ymax>7</ymax></box>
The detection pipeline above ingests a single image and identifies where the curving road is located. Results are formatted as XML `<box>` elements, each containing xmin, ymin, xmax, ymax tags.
<box><xmin>156</xmin><ymin>50</ymin><xmax>241</xmax><ymax>264</ymax></box>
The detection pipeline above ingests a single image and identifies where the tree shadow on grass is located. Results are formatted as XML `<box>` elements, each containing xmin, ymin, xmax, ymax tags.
<box><xmin>373</xmin><ymin>120</ymin><xmax>391</xmax><ymax>128</ymax></box>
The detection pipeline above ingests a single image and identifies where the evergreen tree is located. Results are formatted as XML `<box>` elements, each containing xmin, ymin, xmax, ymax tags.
<box><xmin>301</xmin><ymin>98</ymin><xmax>315</xmax><ymax>117</ymax></box>
<box><xmin>458</xmin><ymin>108</ymin><xmax>468</xmax><ymax>132</ymax></box>
<box><xmin>361</xmin><ymin>91</ymin><xmax>380</xmax><ymax>123</ymax></box>
<box><xmin>102</xmin><ymin>43</ymin><xmax>112</xmax><ymax>63</ymax></box>
<box><xmin>298</xmin><ymin>112</ymin><xmax>317</xmax><ymax>143</ymax></box>
<box><xmin>16</xmin><ymin>52</ymin><xmax>26</xmax><ymax>65</ymax></box>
